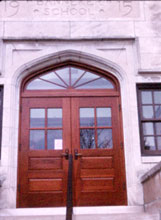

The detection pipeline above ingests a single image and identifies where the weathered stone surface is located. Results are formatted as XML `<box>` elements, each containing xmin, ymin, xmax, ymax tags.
<box><xmin>141</xmin><ymin>162</ymin><xmax>161</xmax><ymax>213</ymax></box>
<box><xmin>141</xmin><ymin>161</ymin><xmax>161</xmax><ymax>183</ymax></box>
<box><xmin>4</xmin><ymin>21</ymin><xmax>70</xmax><ymax>38</ymax></box>
<box><xmin>140</xmin><ymin>53</ymin><xmax>161</xmax><ymax>69</ymax></box>
<box><xmin>135</xmin><ymin>22</ymin><xmax>161</xmax><ymax>37</ymax></box>
<box><xmin>139</xmin><ymin>38</ymin><xmax>161</xmax><ymax>54</ymax></box>
<box><xmin>0</xmin><ymin>206</ymin><xmax>159</xmax><ymax>220</ymax></box>
<box><xmin>0</xmin><ymin>1</ymin><xmax>141</xmax><ymax>21</ymax></box>
<box><xmin>143</xmin><ymin>172</ymin><xmax>161</xmax><ymax>203</ymax></box>
<box><xmin>71</xmin><ymin>21</ymin><xmax>135</xmax><ymax>38</ymax></box>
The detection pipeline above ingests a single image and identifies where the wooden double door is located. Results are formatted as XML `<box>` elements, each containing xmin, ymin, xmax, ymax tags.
<box><xmin>18</xmin><ymin>96</ymin><xmax>127</xmax><ymax>207</ymax></box>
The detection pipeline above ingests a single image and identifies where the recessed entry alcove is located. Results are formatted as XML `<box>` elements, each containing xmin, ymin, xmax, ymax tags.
<box><xmin>17</xmin><ymin>56</ymin><xmax>127</xmax><ymax>208</ymax></box>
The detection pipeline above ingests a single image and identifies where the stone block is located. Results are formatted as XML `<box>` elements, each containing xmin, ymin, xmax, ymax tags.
<box><xmin>140</xmin><ymin>53</ymin><xmax>161</xmax><ymax>69</ymax></box>
<box><xmin>71</xmin><ymin>21</ymin><xmax>135</xmax><ymax>38</ymax></box>
<box><xmin>139</xmin><ymin>37</ymin><xmax>161</xmax><ymax>54</ymax></box>
<box><xmin>4</xmin><ymin>22</ymin><xmax>70</xmax><ymax>38</ymax></box>
<box><xmin>135</xmin><ymin>21</ymin><xmax>161</xmax><ymax>37</ymax></box>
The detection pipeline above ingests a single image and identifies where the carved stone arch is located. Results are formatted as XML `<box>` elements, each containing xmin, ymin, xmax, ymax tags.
<box><xmin>17</xmin><ymin>49</ymin><xmax>127</xmax><ymax>207</ymax></box>
<box><xmin>13</xmin><ymin>50</ymin><xmax>126</xmax><ymax>88</ymax></box>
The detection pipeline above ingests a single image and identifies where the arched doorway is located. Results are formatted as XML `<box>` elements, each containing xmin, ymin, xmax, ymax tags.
<box><xmin>17</xmin><ymin>62</ymin><xmax>127</xmax><ymax>207</ymax></box>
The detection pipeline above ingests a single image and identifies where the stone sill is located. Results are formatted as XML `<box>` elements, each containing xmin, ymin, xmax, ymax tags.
<box><xmin>141</xmin><ymin>161</ymin><xmax>161</xmax><ymax>183</ymax></box>
<box><xmin>141</xmin><ymin>157</ymin><xmax>161</xmax><ymax>164</ymax></box>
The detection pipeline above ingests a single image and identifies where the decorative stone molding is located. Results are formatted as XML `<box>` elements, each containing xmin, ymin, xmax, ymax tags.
<box><xmin>141</xmin><ymin>161</ymin><xmax>161</xmax><ymax>183</ymax></box>
<box><xmin>13</xmin><ymin>49</ymin><xmax>127</xmax><ymax>87</ymax></box>
<box><xmin>141</xmin><ymin>161</ymin><xmax>161</xmax><ymax>213</ymax></box>
<box><xmin>138</xmin><ymin>70</ymin><xmax>161</xmax><ymax>75</ymax></box>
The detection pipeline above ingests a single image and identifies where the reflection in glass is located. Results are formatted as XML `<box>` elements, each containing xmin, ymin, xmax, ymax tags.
<box><xmin>97</xmin><ymin>129</ymin><xmax>113</xmax><ymax>149</ymax></box>
<box><xmin>157</xmin><ymin>137</ymin><xmax>161</xmax><ymax>150</ymax></box>
<box><xmin>76</xmin><ymin>72</ymin><xmax>99</xmax><ymax>86</ymax></box>
<box><xmin>80</xmin><ymin>108</ymin><xmax>94</xmax><ymax>127</ymax></box>
<box><xmin>80</xmin><ymin>129</ymin><xmax>95</xmax><ymax>149</ymax></box>
<box><xmin>47</xmin><ymin>130</ymin><xmax>63</xmax><ymax>150</ymax></box>
<box><xmin>55</xmin><ymin>67</ymin><xmax>69</xmax><ymax>86</ymax></box>
<box><xmin>26</xmin><ymin>66</ymin><xmax>115</xmax><ymax>90</ymax></box>
<box><xmin>143</xmin><ymin>123</ymin><xmax>154</xmax><ymax>135</ymax></box>
<box><xmin>27</xmin><ymin>78</ymin><xmax>65</xmax><ymax>90</ymax></box>
<box><xmin>142</xmin><ymin>106</ymin><xmax>154</xmax><ymax>118</ymax></box>
<box><xmin>40</xmin><ymin>72</ymin><xmax>66</xmax><ymax>87</ymax></box>
<box><xmin>48</xmin><ymin>108</ymin><xmax>62</xmax><ymax>127</ymax></box>
<box><xmin>141</xmin><ymin>91</ymin><xmax>152</xmax><ymax>104</ymax></box>
<box><xmin>97</xmin><ymin>108</ymin><xmax>111</xmax><ymax>126</ymax></box>
<box><xmin>30</xmin><ymin>130</ymin><xmax>45</xmax><ymax>150</ymax></box>
<box><xmin>76</xmin><ymin>78</ymin><xmax>114</xmax><ymax>89</ymax></box>
<box><xmin>30</xmin><ymin>109</ymin><xmax>45</xmax><ymax>128</ymax></box>
<box><xmin>155</xmin><ymin>122</ymin><xmax>161</xmax><ymax>135</ymax></box>
<box><xmin>154</xmin><ymin>91</ymin><xmax>161</xmax><ymax>104</ymax></box>
<box><xmin>144</xmin><ymin>137</ymin><xmax>155</xmax><ymax>151</ymax></box>
<box><xmin>155</xmin><ymin>106</ymin><xmax>161</xmax><ymax>118</ymax></box>
<box><xmin>71</xmin><ymin>67</ymin><xmax>84</xmax><ymax>85</ymax></box>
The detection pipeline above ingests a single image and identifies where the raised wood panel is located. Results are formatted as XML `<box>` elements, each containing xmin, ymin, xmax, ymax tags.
<box><xmin>76</xmin><ymin>191</ymin><xmax>126</xmax><ymax>206</ymax></box>
<box><xmin>29</xmin><ymin>157</ymin><xmax>62</xmax><ymax>170</ymax></box>
<box><xmin>26</xmin><ymin>193</ymin><xmax>64</xmax><ymax>207</ymax></box>
<box><xmin>28</xmin><ymin>170</ymin><xmax>63</xmax><ymax>179</ymax></box>
<box><xmin>81</xmin><ymin>168</ymin><xmax>115</xmax><ymax>178</ymax></box>
<box><xmin>81</xmin><ymin>157</ymin><xmax>113</xmax><ymax>169</ymax></box>
<box><xmin>29</xmin><ymin>179</ymin><xmax>62</xmax><ymax>192</ymax></box>
<box><xmin>81</xmin><ymin>177</ymin><xmax>114</xmax><ymax>191</ymax></box>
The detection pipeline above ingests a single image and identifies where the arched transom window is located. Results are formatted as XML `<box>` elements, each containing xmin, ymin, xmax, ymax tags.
<box><xmin>26</xmin><ymin>66</ymin><xmax>115</xmax><ymax>90</ymax></box>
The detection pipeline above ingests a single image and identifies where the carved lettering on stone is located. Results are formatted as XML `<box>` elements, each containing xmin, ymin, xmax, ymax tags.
<box><xmin>0</xmin><ymin>1</ymin><xmax>140</xmax><ymax>20</ymax></box>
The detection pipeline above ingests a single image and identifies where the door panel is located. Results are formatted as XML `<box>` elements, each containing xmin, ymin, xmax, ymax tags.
<box><xmin>71</xmin><ymin>97</ymin><xmax>126</xmax><ymax>206</ymax></box>
<box><xmin>18</xmin><ymin>96</ymin><xmax>127</xmax><ymax>207</ymax></box>
<box><xmin>18</xmin><ymin>97</ymin><xmax>70</xmax><ymax>207</ymax></box>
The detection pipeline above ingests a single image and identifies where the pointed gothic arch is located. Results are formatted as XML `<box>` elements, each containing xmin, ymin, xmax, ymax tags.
<box><xmin>13</xmin><ymin>50</ymin><xmax>126</xmax><ymax>90</ymax></box>
<box><xmin>17</xmin><ymin>50</ymin><xmax>127</xmax><ymax>208</ymax></box>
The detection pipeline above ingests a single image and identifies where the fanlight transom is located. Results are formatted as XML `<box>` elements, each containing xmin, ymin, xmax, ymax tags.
<box><xmin>26</xmin><ymin>66</ymin><xmax>115</xmax><ymax>90</ymax></box>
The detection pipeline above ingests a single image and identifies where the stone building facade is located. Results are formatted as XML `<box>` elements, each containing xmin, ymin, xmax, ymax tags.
<box><xmin>0</xmin><ymin>0</ymin><xmax>160</xmax><ymax>212</ymax></box>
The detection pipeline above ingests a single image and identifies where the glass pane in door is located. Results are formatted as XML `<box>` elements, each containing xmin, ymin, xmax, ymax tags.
<box><xmin>96</xmin><ymin>108</ymin><xmax>111</xmax><ymax>126</ymax></box>
<box><xmin>80</xmin><ymin>108</ymin><xmax>95</xmax><ymax>127</ymax></box>
<box><xmin>30</xmin><ymin>130</ymin><xmax>45</xmax><ymax>150</ymax></box>
<box><xmin>47</xmin><ymin>108</ymin><xmax>62</xmax><ymax>127</ymax></box>
<box><xmin>30</xmin><ymin>109</ymin><xmax>45</xmax><ymax>128</ymax></box>
<box><xmin>47</xmin><ymin>130</ymin><xmax>63</xmax><ymax>150</ymax></box>
<box><xmin>80</xmin><ymin>129</ymin><xmax>95</xmax><ymax>149</ymax></box>
<box><xmin>97</xmin><ymin>129</ymin><xmax>113</xmax><ymax>149</ymax></box>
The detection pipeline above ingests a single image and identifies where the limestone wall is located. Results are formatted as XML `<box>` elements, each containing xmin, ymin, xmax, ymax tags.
<box><xmin>0</xmin><ymin>0</ymin><xmax>160</xmax><ymax>209</ymax></box>
<box><xmin>141</xmin><ymin>162</ymin><xmax>161</xmax><ymax>213</ymax></box>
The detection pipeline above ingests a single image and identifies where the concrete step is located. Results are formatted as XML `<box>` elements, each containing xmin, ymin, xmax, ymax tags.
<box><xmin>0</xmin><ymin>213</ymin><xmax>159</xmax><ymax>220</ymax></box>
<box><xmin>73</xmin><ymin>213</ymin><xmax>159</xmax><ymax>220</ymax></box>
<box><xmin>0</xmin><ymin>206</ymin><xmax>160</xmax><ymax>220</ymax></box>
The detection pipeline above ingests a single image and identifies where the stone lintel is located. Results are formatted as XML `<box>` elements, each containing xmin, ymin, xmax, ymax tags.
<box><xmin>2</xmin><ymin>37</ymin><xmax>136</xmax><ymax>42</ymax></box>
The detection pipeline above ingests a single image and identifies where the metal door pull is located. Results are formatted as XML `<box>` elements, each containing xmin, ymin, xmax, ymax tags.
<box><xmin>61</xmin><ymin>149</ymin><xmax>69</xmax><ymax>160</ymax></box>
<box><xmin>74</xmin><ymin>149</ymin><xmax>82</xmax><ymax>160</ymax></box>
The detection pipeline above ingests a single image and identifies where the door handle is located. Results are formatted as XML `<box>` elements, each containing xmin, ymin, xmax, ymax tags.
<box><xmin>61</xmin><ymin>149</ymin><xmax>69</xmax><ymax>160</ymax></box>
<box><xmin>74</xmin><ymin>149</ymin><xmax>82</xmax><ymax>160</ymax></box>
